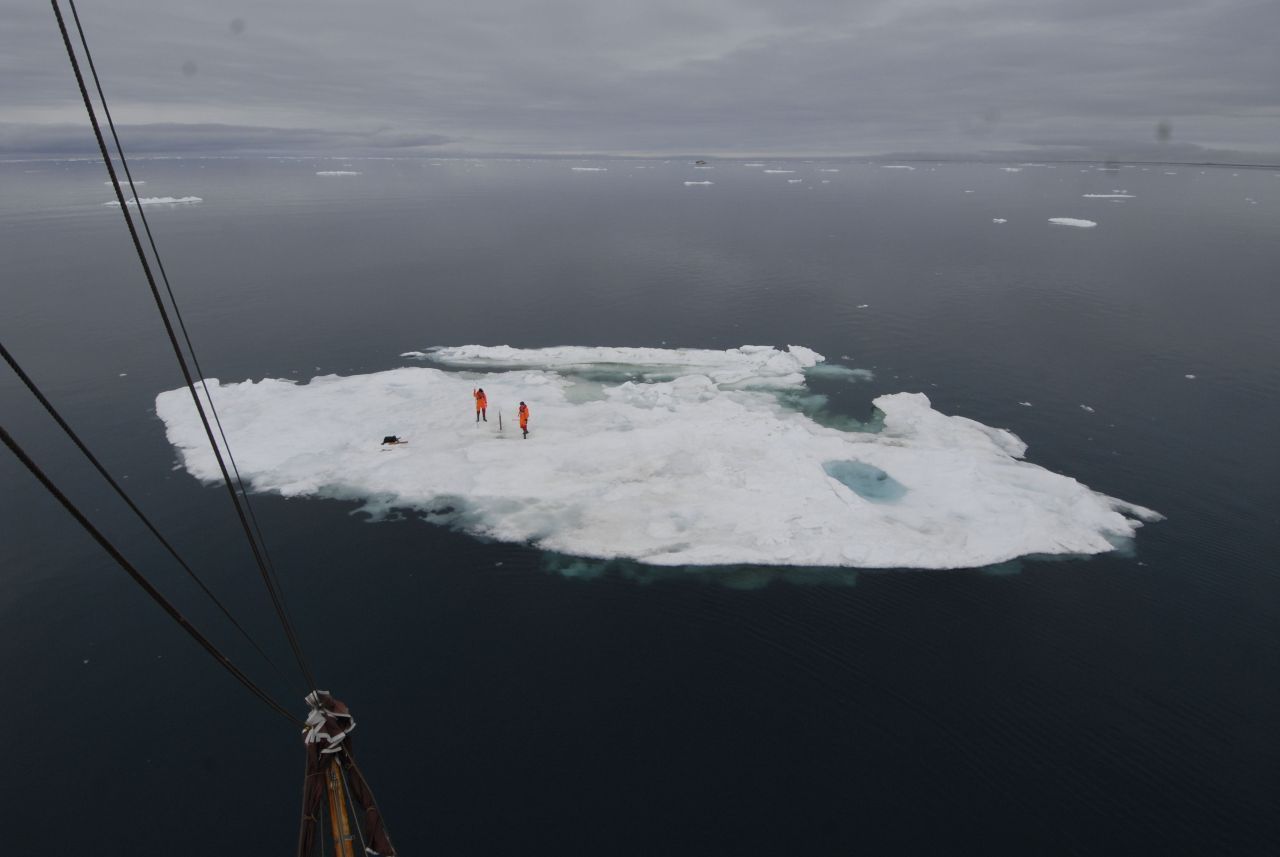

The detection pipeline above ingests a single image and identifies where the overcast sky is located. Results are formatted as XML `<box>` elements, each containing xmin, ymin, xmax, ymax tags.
<box><xmin>4</xmin><ymin>0</ymin><xmax>1278</xmax><ymax>160</ymax></box>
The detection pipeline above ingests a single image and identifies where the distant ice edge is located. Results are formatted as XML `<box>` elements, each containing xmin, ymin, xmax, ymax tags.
<box><xmin>156</xmin><ymin>344</ymin><xmax>1160</xmax><ymax>571</ymax></box>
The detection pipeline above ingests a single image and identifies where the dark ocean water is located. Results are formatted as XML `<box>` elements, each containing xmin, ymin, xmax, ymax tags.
<box><xmin>2</xmin><ymin>157</ymin><xmax>1278</xmax><ymax>855</ymax></box>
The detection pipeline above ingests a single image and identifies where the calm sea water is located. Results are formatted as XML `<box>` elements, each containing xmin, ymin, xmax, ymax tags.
<box><xmin>2</xmin><ymin>157</ymin><xmax>1278</xmax><ymax>855</ymax></box>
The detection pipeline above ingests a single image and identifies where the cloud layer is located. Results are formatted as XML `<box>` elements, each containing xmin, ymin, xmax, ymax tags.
<box><xmin>6</xmin><ymin>0</ymin><xmax>1279</xmax><ymax>159</ymax></box>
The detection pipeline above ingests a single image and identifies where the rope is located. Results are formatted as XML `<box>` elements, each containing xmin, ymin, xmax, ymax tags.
<box><xmin>2</xmin><ymin>424</ymin><xmax>301</xmax><ymax>727</ymax></box>
<box><xmin>1</xmin><ymin>340</ymin><xmax>287</xmax><ymax>681</ymax></box>
<box><xmin>65</xmin><ymin>0</ymin><xmax>302</xmax><ymax>643</ymax></box>
<box><xmin>51</xmin><ymin>0</ymin><xmax>319</xmax><ymax>695</ymax></box>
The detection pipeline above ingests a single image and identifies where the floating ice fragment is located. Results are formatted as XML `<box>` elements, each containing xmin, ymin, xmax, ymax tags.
<box><xmin>316</xmin><ymin>171</ymin><xmax>361</xmax><ymax>176</ymax></box>
<box><xmin>1083</xmin><ymin>194</ymin><xmax>1134</xmax><ymax>198</ymax></box>
<box><xmin>1080</xmin><ymin>404</ymin><xmax>1095</xmax><ymax>413</ymax></box>
<box><xmin>787</xmin><ymin>179</ymin><xmax>802</xmax><ymax>183</ymax></box>
<box><xmin>158</xmin><ymin>345</ymin><xmax>1158</xmax><ymax>570</ymax></box>
<box><xmin>104</xmin><ymin>196</ymin><xmax>202</xmax><ymax>206</ymax></box>
<box><xmin>992</xmin><ymin>218</ymin><xmax>1007</xmax><ymax>224</ymax></box>
<box><xmin>856</xmin><ymin>304</ymin><xmax>870</xmax><ymax>308</ymax></box>
<box><xmin>743</xmin><ymin>163</ymin><xmax>765</xmax><ymax>167</ymax></box>
<box><xmin>1018</xmin><ymin>401</ymin><xmax>1033</xmax><ymax>407</ymax></box>
<box><xmin>881</xmin><ymin>165</ymin><xmax>915</xmax><ymax>170</ymax></box>
<box><xmin>571</xmin><ymin>167</ymin><xmax>607</xmax><ymax>171</ymax></box>
<box><xmin>818</xmin><ymin>168</ymin><xmax>840</xmax><ymax>172</ymax></box>
<box><xmin>763</xmin><ymin>169</ymin><xmax>795</xmax><ymax>174</ymax></box>
<box><xmin>1184</xmin><ymin>374</ymin><xmax>1196</xmax><ymax>379</ymax></box>
<box><xmin>1001</xmin><ymin>167</ymin><xmax>1022</xmax><ymax>172</ymax></box>
<box><xmin>683</xmin><ymin>181</ymin><xmax>713</xmax><ymax>186</ymax></box>
<box><xmin>1049</xmin><ymin>218</ymin><xmax>1097</xmax><ymax>228</ymax></box>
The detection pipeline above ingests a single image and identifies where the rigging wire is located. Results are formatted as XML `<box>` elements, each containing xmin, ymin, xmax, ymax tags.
<box><xmin>65</xmin><ymin>0</ymin><xmax>301</xmax><ymax>636</ymax></box>
<box><xmin>0</xmin><ymin>340</ymin><xmax>288</xmax><ymax>683</ymax></box>
<box><xmin>50</xmin><ymin>0</ymin><xmax>319</xmax><ymax>694</ymax></box>
<box><xmin>1</xmin><ymin>424</ymin><xmax>301</xmax><ymax>727</ymax></box>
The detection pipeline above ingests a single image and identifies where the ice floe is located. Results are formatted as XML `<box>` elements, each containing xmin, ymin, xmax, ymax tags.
<box><xmin>763</xmin><ymin>169</ymin><xmax>795</xmax><ymax>174</ymax></box>
<box><xmin>1082</xmin><ymin>193</ymin><xmax>1133</xmax><ymax>198</ymax></box>
<box><xmin>316</xmin><ymin>170</ymin><xmax>361</xmax><ymax>176</ymax></box>
<box><xmin>992</xmin><ymin>218</ymin><xmax>1008</xmax><ymax>224</ymax></box>
<box><xmin>1049</xmin><ymin>218</ymin><xmax>1097</xmax><ymax>228</ymax></box>
<box><xmin>104</xmin><ymin>196</ymin><xmax>202</xmax><ymax>206</ymax></box>
<box><xmin>571</xmin><ymin>167</ymin><xmax>607</xmax><ymax>171</ymax></box>
<box><xmin>880</xmin><ymin>165</ymin><xmax>915</xmax><ymax>170</ymax></box>
<box><xmin>157</xmin><ymin>345</ymin><xmax>1158</xmax><ymax>570</ymax></box>
<box><xmin>683</xmin><ymin>181</ymin><xmax>714</xmax><ymax>186</ymax></box>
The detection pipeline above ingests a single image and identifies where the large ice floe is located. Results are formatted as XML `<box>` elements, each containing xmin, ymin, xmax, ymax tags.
<box><xmin>156</xmin><ymin>345</ymin><xmax>1159</xmax><ymax>570</ymax></box>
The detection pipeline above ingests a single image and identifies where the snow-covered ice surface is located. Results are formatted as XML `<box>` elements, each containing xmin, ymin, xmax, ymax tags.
<box><xmin>157</xmin><ymin>346</ymin><xmax>1158</xmax><ymax>571</ymax></box>
<box><xmin>316</xmin><ymin>170</ymin><xmax>362</xmax><ymax>176</ymax></box>
<box><xmin>104</xmin><ymin>196</ymin><xmax>202</xmax><ymax>206</ymax></box>
<box><xmin>1049</xmin><ymin>218</ymin><xmax>1097</xmax><ymax>228</ymax></box>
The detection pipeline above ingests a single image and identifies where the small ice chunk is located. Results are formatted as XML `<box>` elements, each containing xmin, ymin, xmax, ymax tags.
<box><xmin>743</xmin><ymin>163</ymin><xmax>765</xmax><ymax>167</ymax></box>
<box><xmin>118</xmin><ymin>372</ymin><xmax>128</xmax><ymax>377</ymax></box>
<box><xmin>571</xmin><ymin>167</ymin><xmax>607</xmax><ymax>171</ymax></box>
<box><xmin>881</xmin><ymin>165</ymin><xmax>915</xmax><ymax>170</ymax></box>
<box><xmin>1184</xmin><ymin>374</ymin><xmax>1196</xmax><ymax>379</ymax></box>
<box><xmin>818</xmin><ymin>168</ymin><xmax>840</xmax><ymax>172</ymax></box>
<box><xmin>1049</xmin><ymin>218</ymin><xmax>1097</xmax><ymax>228</ymax></box>
<box><xmin>104</xmin><ymin>196</ymin><xmax>202</xmax><ymax>206</ymax></box>
<box><xmin>992</xmin><ymin>218</ymin><xmax>1007</xmax><ymax>224</ymax></box>
<box><xmin>1001</xmin><ymin>167</ymin><xmax>1022</xmax><ymax>172</ymax></box>
<box><xmin>964</xmin><ymin>190</ymin><xmax>975</xmax><ymax>193</ymax></box>
<box><xmin>316</xmin><ymin>171</ymin><xmax>361</xmax><ymax>176</ymax></box>
<box><xmin>763</xmin><ymin>169</ymin><xmax>795</xmax><ymax>174</ymax></box>
<box><xmin>856</xmin><ymin>304</ymin><xmax>869</xmax><ymax>309</ymax></box>
<box><xmin>683</xmin><ymin>181</ymin><xmax>713</xmax><ymax>186</ymax></box>
<box><xmin>1080</xmin><ymin>404</ymin><xmax>1095</xmax><ymax>413</ymax></box>
<box><xmin>1082</xmin><ymin>194</ymin><xmax>1134</xmax><ymax>198</ymax></box>
<box><xmin>787</xmin><ymin>179</ymin><xmax>802</xmax><ymax>183</ymax></box>
<box><xmin>1018</xmin><ymin>401</ymin><xmax>1033</xmax><ymax>407</ymax></box>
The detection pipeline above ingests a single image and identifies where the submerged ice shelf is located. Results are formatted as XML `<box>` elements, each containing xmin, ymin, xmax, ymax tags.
<box><xmin>156</xmin><ymin>345</ymin><xmax>1159</xmax><ymax>570</ymax></box>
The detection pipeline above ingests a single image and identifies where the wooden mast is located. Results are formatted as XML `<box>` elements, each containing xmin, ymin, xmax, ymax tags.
<box><xmin>326</xmin><ymin>757</ymin><xmax>358</xmax><ymax>857</ymax></box>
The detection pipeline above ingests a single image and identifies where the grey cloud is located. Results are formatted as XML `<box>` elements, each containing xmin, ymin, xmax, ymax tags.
<box><xmin>3</xmin><ymin>0</ymin><xmax>1277</xmax><ymax>160</ymax></box>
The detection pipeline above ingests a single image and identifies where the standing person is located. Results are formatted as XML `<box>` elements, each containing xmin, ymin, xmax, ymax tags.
<box><xmin>474</xmin><ymin>387</ymin><xmax>488</xmax><ymax>422</ymax></box>
<box><xmin>518</xmin><ymin>401</ymin><xmax>530</xmax><ymax>439</ymax></box>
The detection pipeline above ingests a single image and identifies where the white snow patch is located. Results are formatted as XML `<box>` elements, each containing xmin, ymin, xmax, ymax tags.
<box><xmin>1049</xmin><ymin>218</ymin><xmax>1097</xmax><ymax>228</ymax></box>
<box><xmin>683</xmin><ymin>181</ymin><xmax>714</xmax><ymax>186</ymax></box>
<box><xmin>316</xmin><ymin>171</ymin><xmax>362</xmax><ymax>176</ymax></box>
<box><xmin>157</xmin><ymin>346</ymin><xmax>1159</xmax><ymax>570</ymax></box>
<box><xmin>104</xmin><ymin>196</ymin><xmax>202</xmax><ymax>206</ymax></box>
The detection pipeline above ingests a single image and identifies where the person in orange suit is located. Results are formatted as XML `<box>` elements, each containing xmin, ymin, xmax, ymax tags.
<box><xmin>518</xmin><ymin>401</ymin><xmax>530</xmax><ymax>438</ymax></box>
<box><xmin>474</xmin><ymin>388</ymin><xmax>488</xmax><ymax>422</ymax></box>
